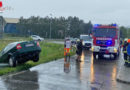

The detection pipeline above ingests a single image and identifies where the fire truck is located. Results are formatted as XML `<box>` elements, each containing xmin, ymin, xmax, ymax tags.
<box><xmin>92</xmin><ymin>24</ymin><xmax>120</xmax><ymax>59</ymax></box>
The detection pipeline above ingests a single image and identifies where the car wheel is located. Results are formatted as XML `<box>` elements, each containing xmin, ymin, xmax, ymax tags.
<box><xmin>38</xmin><ymin>39</ymin><xmax>41</xmax><ymax>41</ymax></box>
<box><xmin>33</xmin><ymin>55</ymin><xmax>39</xmax><ymax>62</ymax></box>
<box><xmin>9</xmin><ymin>56</ymin><xmax>17</xmax><ymax>67</ymax></box>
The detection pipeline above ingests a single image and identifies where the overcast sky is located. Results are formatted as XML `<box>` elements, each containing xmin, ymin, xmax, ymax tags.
<box><xmin>2</xmin><ymin>0</ymin><xmax>130</xmax><ymax>26</ymax></box>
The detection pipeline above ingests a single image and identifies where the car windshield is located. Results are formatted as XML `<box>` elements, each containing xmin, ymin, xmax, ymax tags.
<box><xmin>70</xmin><ymin>38</ymin><xmax>75</xmax><ymax>41</ymax></box>
<box><xmin>3</xmin><ymin>43</ymin><xmax>17</xmax><ymax>53</ymax></box>
<box><xmin>93</xmin><ymin>28</ymin><xmax>116</xmax><ymax>38</ymax></box>
<box><xmin>80</xmin><ymin>36</ymin><xmax>92</xmax><ymax>41</ymax></box>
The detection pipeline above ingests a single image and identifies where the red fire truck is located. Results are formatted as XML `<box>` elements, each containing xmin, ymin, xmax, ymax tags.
<box><xmin>92</xmin><ymin>24</ymin><xmax>120</xmax><ymax>59</ymax></box>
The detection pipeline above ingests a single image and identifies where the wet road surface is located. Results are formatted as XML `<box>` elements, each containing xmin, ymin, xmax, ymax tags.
<box><xmin>0</xmin><ymin>51</ymin><xmax>130</xmax><ymax>90</ymax></box>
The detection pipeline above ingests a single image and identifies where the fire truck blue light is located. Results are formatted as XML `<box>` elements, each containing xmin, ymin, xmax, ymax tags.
<box><xmin>112</xmin><ymin>24</ymin><xmax>117</xmax><ymax>26</ymax></box>
<box><xmin>96</xmin><ymin>40</ymin><xmax>101</xmax><ymax>44</ymax></box>
<box><xmin>94</xmin><ymin>24</ymin><xmax>100</xmax><ymax>27</ymax></box>
<box><xmin>106</xmin><ymin>40</ymin><xmax>112</xmax><ymax>45</ymax></box>
<box><xmin>96</xmin><ymin>40</ymin><xmax>112</xmax><ymax>45</ymax></box>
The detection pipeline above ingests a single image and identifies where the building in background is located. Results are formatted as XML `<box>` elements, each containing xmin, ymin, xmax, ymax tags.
<box><xmin>4</xmin><ymin>17</ymin><xmax>19</xmax><ymax>34</ymax></box>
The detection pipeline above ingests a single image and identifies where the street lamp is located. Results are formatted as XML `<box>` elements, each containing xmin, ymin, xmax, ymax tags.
<box><xmin>49</xmin><ymin>14</ymin><xmax>52</xmax><ymax>39</ymax></box>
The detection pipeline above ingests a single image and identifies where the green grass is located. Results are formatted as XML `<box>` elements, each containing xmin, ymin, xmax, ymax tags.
<box><xmin>0</xmin><ymin>41</ymin><xmax>75</xmax><ymax>75</ymax></box>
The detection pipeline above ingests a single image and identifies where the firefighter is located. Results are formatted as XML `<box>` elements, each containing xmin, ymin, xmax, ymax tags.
<box><xmin>123</xmin><ymin>38</ymin><xmax>128</xmax><ymax>66</ymax></box>
<box><xmin>127</xmin><ymin>39</ymin><xmax>130</xmax><ymax>66</ymax></box>
<box><xmin>76</xmin><ymin>39</ymin><xmax>83</xmax><ymax>62</ymax></box>
<box><xmin>64</xmin><ymin>38</ymin><xmax>71</xmax><ymax>61</ymax></box>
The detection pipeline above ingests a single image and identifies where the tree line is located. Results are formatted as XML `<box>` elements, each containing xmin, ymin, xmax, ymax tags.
<box><xmin>16</xmin><ymin>16</ymin><xmax>130</xmax><ymax>39</ymax></box>
<box><xmin>120</xmin><ymin>26</ymin><xmax>130</xmax><ymax>39</ymax></box>
<box><xmin>16</xmin><ymin>16</ymin><xmax>92</xmax><ymax>39</ymax></box>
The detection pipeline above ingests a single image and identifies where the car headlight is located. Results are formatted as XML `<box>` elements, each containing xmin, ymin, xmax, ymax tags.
<box><xmin>82</xmin><ymin>42</ymin><xmax>85</xmax><ymax>45</ymax></box>
<box><xmin>114</xmin><ymin>48</ymin><xmax>117</xmax><ymax>53</ymax></box>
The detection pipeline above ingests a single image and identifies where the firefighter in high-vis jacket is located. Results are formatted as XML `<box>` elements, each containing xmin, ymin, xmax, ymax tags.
<box><xmin>127</xmin><ymin>39</ymin><xmax>130</xmax><ymax>66</ymax></box>
<box><xmin>123</xmin><ymin>38</ymin><xmax>128</xmax><ymax>66</ymax></box>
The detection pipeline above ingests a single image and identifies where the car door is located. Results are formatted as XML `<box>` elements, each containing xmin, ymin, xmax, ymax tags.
<box><xmin>0</xmin><ymin>49</ymin><xmax>4</xmax><ymax>59</ymax></box>
<box><xmin>0</xmin><ymin>46</ymin><xmax>9</xmax><ymax>62</ymax></box>
<box><xmin>0</xmin><ymin>43</ymin><xmax>15</xmax><ymax>63</ymax></box>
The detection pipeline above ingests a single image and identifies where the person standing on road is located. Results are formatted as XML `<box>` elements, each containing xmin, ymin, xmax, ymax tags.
<box><xmin>123</xmin><ymin>38</ymin><xmax>128</xmax><ymax>66</ymax></box>
<box><xmin>76</xmin><ymin>39</ymin><xmax>83</xmax><ymax>62</ymax></box>
<box><xmin>64</xmin><ymin>38</ymin><xmax>71</xmax><ymax>61</ymax></box>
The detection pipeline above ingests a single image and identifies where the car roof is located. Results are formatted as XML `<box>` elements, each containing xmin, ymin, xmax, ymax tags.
<box><xmin>80</xmin><ymin>35</ymin><xmax>89</xmax><ymax>36</ymax></box>
<box><xmin>9</xmin><ymin>41</ymin><xmax>26</xmax><ymax>45</ymax></box>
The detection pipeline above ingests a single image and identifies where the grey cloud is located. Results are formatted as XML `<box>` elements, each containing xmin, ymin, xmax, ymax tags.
<box><xmin>2</xmin><ymin>0</ymin><xmax>130</xmax><ymax>26</ymax></box>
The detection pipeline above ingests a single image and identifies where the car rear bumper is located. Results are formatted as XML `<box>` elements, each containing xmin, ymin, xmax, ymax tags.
<box><xmin>83</xmin><ymin>45</ymin><xmax>91</xmax><ymax>48</ymax></box>
<box><xmin>93</xmin><ymin>51</ymin><xmax>117</xmax><ymax>55</ymax></box>
<box><xmin>15</xmin><ymin>50</ymin><xmax>41</xmax><ymax>63</ymax></box>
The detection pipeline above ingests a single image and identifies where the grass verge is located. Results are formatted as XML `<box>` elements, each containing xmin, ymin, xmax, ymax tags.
<box><xmin>0</xmin><ymin>41</ymin><xmax>75</xmax><ymax>76</ymax></box>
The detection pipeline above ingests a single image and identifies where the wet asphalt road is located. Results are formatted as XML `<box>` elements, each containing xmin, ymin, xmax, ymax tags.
<box><xmin>0</xmin><ymin>50</ymin><xmax>130</xmax><ymax>90</ymax></box>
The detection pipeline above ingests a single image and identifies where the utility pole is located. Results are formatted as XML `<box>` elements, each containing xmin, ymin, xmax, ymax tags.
<box><xmin>64</xmin><ymin>21</ymin><xmax>67</xmax><ymax>38</ymax></box>
<box><xmin>0</xmin><ymin>16</ymin><xmax>4</xmax><ymax>39</ymax></box>
<box><xmin>49</xmin><ymin>14</ymin><xmax>52</xmax><ymax>39</ymax></box>
<box><xmin>67</xmin><ymin>20</ymin><xmax>71</xmax><ymax>38</ymax></box>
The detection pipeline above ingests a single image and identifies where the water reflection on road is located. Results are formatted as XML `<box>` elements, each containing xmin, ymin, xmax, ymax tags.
<box><xmin>90</xmin><ymin>54</ymin><xmax>95</xmax><ymax>83</ymax></box>
<box><xmin>64</xmin><ymin>60</ymin><xmax>71</xmax><ymax>74</ymax></box>
<box><xmin>89</xmin><ymin>51</ymin><xmax>118</xmax><ymax>90</ymax></box>
<box><xmin>2</xmin><ymin>71</ymin><xmax>39</xmax><ymax>90</ymax></box>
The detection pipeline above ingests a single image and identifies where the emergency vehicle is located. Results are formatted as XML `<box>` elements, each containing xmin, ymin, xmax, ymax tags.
<box><xmin>91</xmin><ymin>24</ymin><xmax>120</xmax><ymax>59</ymax></box>
<box><xmin>80</xmin><ymin>35</ymin><xmax>92</xmax><ymax>50</ymax></box>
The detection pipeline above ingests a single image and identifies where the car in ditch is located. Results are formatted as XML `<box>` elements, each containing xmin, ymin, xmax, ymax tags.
<box><xmin>0</xmin><ymin>41</ymin><xmax>41</xmax><ymax>67</ymax></box>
